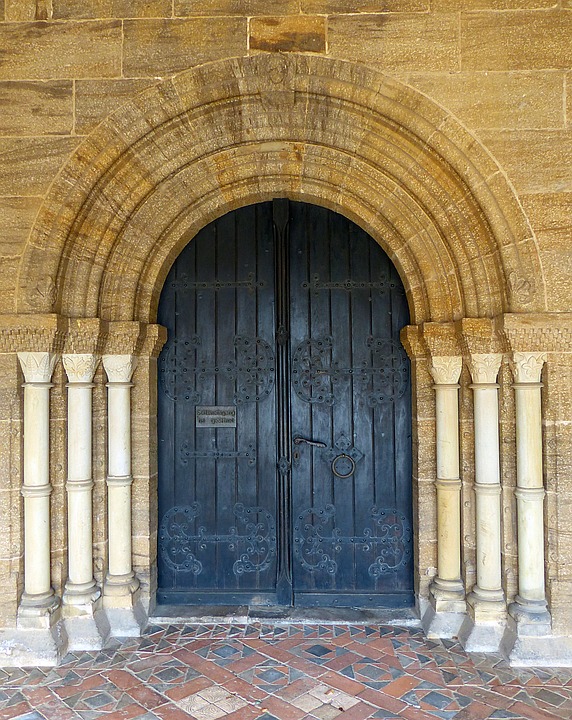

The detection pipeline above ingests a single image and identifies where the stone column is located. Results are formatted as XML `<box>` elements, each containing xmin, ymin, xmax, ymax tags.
<box><xmin>102</xmin><ymin>354</ymin><xmax>141</xmax><ymax>635</ymax></box>
<box><xmin>501</xmin><ymin>352</ymin><xmax>553</xmax><ymax>662</ymax></box>
<box><xmin>460</xmin><ymin>352</ymin><xmax>506</xmax><ymax>651</ymax></box>
<box><xmin>17</xmin><ymin>351</ymin><xmax>59</xmax><ymax>622</ymax></box>
<box><xmin>62</xmin><ymin>353</ymin><xmax>102</xmax><ymax>648</ymax></box>
<box><xmin>423</xmin><ymin>355</ymin><xmax>466</xmax><ymax>636</ymax></box>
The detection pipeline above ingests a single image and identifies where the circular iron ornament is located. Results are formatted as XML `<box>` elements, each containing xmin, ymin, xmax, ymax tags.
<box><xmin>331</xmin><ymin>453</ymin><xmax>356</xmax><ymax>478</ymax></box>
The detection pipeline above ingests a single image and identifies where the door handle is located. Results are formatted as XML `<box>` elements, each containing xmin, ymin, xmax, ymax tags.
<box><xmin>293</xmin><ymin>436</ymin><xmax>327</xmax><ymax>448</ymax></box>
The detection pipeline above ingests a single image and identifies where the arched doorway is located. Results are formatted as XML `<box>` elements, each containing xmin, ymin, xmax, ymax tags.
<box><xmin>156</xmin><ymin>200</ymin><xmax>413</xmax><ymax>609</ymax></box>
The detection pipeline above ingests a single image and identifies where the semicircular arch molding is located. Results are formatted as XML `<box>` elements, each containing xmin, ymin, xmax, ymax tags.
<box><xmin>17</xmin><ymin>54</ymin><xmax>546</xmax><ymax>324</ymax></box>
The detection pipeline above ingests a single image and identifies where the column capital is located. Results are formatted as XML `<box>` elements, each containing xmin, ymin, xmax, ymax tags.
<box><xmin>400</xmin><ymin>325</ymin><xmax>427</xmax><ymax>360</ymax></box>
<box><xmin>430</xmin><ymin>356</ymin><xmax>462</xmax><ymax>385</ymax></box>
<box><xmin>0</xmin><ymin>313</ymin><xmax>67</xmax><ymax>354</ymax></box>
<box><xmin>497</xmin><ymin>312</ymin><xmax>572</xmax><ymax>353</ymax></box>
<box><xmin>17</xmin><ymin>351</ymin><xmax>58</xmax><ymax>383</ymax></box>
<box><xmin>62</xmin><ymin>353</ymin><xmax>100</xmax><ymax>384</ymax></box>
<box><xmin>102</xmin><ymin>354</ymin><xmax>137</xmax><ymax>383</ymax></box>
<box><xmin>511</xmin><ymin>351</ymin><xmax>547</xmax><ymax>384</ymax></box>
<box><xmin>467</xmin><ymin>353</ymin><xmax>502</xmax><ymax>385</ymax></box>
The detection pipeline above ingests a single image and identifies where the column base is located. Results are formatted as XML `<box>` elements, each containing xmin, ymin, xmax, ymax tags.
<box><xmin>18</xmin><ymin>591</ymin><xmax>60</xmax><ymax>629</ymax></box>
<box><xmin>103</xmin><ymin>578</ymin><xmax>146</xmax><ymax>638</ymax></box>
<box><xmin>0</xmin><ymin>599</ymin><xmax>67</xmax><ymax>666</ymax></box>
<box><xmin>501</xmin><ymin>612</ymin><xmax>572</xmax><ymax>667</ymax></box>
<box><xmin>458</xmin><ymin>589</ymin><xmax>506</xmax><ymax>652</ymax></box>
<box><xmin>63</xmin><ymin>579</ymin><xmax>101</xmax><ymax>607</ymax></box>
<box><xmin>103</xmin><ymin>572</ymin><xmax>140</xmax><ymax>598</ymax></box>
<box><xmin>62</xmin><ymin>594</ymin><xmax>109</xmax><ymax>652</ymax></box>
<box><xmin>422</xmin><ymin>579</ymin><xmax>466</xmax><ymax>639</ymax></box>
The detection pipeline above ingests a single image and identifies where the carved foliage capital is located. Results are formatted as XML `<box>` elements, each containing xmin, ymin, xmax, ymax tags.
<box><xmin>17</xmin><ymin>352</ymin><xmax>58</xmax><ymax>383</ymax></box>
<box><xmin>102</xmin><ymin>354</ymin><xmax>137</xmax><ymax>383</ymax></box>
<box><xmin>62</xmin><ymin>354</ymin><xmax>100</xmax><ymax>383</ymax></box>
<box><xmin>468</xmin><ymin>353</ymin><xmax>502</xmax><ymax>384</ymax></box>
<box><xmin>511</xmin><ymin>352</ymin><xmax>547</xmax><ymax>384</ymax></box>
<box><xmin>430</xmin><ymin>356</ymin><xmax>462</xmax><ymax>385</ymax></box>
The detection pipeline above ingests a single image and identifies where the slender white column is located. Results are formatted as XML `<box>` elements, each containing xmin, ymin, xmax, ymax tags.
<box><xmin>17</xmin><ymin>352</ymin><xmax>59</xmax><ymax>614</ymax></box>
<box><xmin>468</xmin><ymin>353</ymin><xmax>505</xmax><ymax>607</ymax></box>
<box><xmin>429</xmin><ymin>356</ymin><xmax>465</xmax><ymax>601</ymax></box>
<box><xmin>102</xmin><ymin>355</ymin><xmax>139</xmax><ymax>597</ymax></box>
<box><xmin>511</xmin><ymin>352</ymin><xmax>549</xmax><ymax>620</ymax></box>
<box><xmin>62</xmin><ymin>354</ymin><xmax>100</xmax><ymax>607</ymax></box>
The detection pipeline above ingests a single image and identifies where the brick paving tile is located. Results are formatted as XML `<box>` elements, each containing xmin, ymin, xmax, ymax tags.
<box><xmin>0</xmin><ymin>623</ymin><xmax>571</xmax><ymax>719</ymax></box>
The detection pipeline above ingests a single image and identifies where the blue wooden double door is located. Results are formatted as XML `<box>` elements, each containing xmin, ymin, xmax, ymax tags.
<box><xmin>157</xmin><ymin>201</ymin><xmax>413</xmax><ymax>608</ymax></box>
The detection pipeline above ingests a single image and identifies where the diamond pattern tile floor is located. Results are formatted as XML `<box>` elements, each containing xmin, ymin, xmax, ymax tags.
<box><xmin>0</xmin><ymin>624</ymin><xmax>571</xmax><ymax>719</ymax></box>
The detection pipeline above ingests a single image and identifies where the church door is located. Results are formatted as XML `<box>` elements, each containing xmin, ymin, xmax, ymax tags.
<box><xmin>157</xmin><ymin>200</ymin><xmax>413</xmax><ymax>608</ymax></box>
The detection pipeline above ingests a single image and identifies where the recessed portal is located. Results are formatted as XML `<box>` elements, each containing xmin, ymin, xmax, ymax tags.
<box><xmin>157</xmin><ymin>201</ymin><xmax>413</xmax><ymax>608</ymax></box>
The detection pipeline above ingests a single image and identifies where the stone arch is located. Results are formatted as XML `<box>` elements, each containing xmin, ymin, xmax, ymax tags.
<box><xmin>17</xmin><ymin>54</ymin><xmax>546</xmax><ymax>324</ymax></box>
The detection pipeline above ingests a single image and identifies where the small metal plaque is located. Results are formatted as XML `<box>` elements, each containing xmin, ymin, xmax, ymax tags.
<box><xmin>196</xmin><ymin>406</ymin><xmax>236</xmax><ymax>428</ymax></box>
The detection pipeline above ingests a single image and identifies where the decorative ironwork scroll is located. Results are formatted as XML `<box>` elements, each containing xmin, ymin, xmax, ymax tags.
<box><xmin>159</xmin><ymin>335</ymin><xmax>275</xmax><ymax>404</ymax></box>
<box><xmin>169</xmin><ymin>272</ymin><xmax>265</xmax><ymax>293</ymax></box>
<box><xmin>302</xmin><ymin>274</ymin><xmax>396</xmax><ymax>293</ymax></box>
<box><xmin>292</xmin><ymin>336</ymin><xmax>408</xmax><ymax>405</ymax></box>
<box><xmin>293</xmin><ymin>505</ymin><xmax>411</xmax><ymax>577</ymax></box>
<box><xmin>159</xmin><ymin>503</ymin><xmax>276</xmax><ymax>576</ymax></box>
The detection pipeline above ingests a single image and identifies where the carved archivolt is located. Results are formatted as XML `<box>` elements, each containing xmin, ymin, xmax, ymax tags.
<box><xmin>16</xmin><ymin>54</ymin><xmax>545</xmax><ymax>326</ymax></box>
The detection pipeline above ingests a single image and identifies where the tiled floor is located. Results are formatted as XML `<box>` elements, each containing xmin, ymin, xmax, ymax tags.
<box><xmin>1</xmin><ymin>623</ymin><xmax>572</xmax><ymax>720</ymax></box>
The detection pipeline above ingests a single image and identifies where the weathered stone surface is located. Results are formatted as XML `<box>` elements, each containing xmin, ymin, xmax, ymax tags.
<box><xmin>176</xmin><ymin>0</ymin><xmax>300</xmax><ymax>14</ymax></box>
<box><xmin>75</xmin><ymin>79</ymin><xmax>157</xmax><ymax>134</ymax></box>
<box><xmin>0</xmin><ymin>137</ymin><xmax>81</xmax><ymax>196</ymax></box>
<box><xmin>52</xmin><ymin>0</ymin><xmax>172</xmax><ymax>19</ymax></box>
<box><xmin>434</xmin><ymin>0</ymin><xmax>558</xmax><ymax>7</ymax></box>
<box><xmin>400</xmin><ymin>72</ymin><xmax>564</xmax><ymax>130</ymax></box>
<box><xmin>0</xmin><ymin>81</ymin><xmax>73</xmax><ymax>135</ymax></box>
<box><xmin>250</xmin><ymin>15</ymin><xmax>326</xmax><ymax>53</ymax></box>
<box><xmin>0</xmin><ymin>21</ymin><xmax>122</xmax><ymax>81</ymax></box>
<box><xmin>4</xmin><ymin>0</ymin><xmax>34</xmax><ymax>21</ymax></box>
<box><xmin>461</xmin><ymin>11</ymin><xmax>572</xmax><ymax>71</ymax></box>
<box><xmin>477</xmin><ymin>130</ymin><xmax>572</xmax><ymax>194</ymax></box>
<box><xmin>328</xmin><ymin>13</ymin><xmax>459</xmax><ymax>71</ymax></box>
<box><xmin>123</xmin><ymin>18</ymin><xmax>247</xmax><ymax>77</ymax></box>
<box><xmin>521</xmin><ymin>194</ymin><xmax>572</xmax><ymax>313</ymax></box>
<box><xmin>0</xmin><ymin>197</ymin><xmax>42</xmax><ymax>258</ymax></box>
<box><xmin>303</xmin><ymin>0</ymin><xmax>427</xmax><ymax>10</ymax></box>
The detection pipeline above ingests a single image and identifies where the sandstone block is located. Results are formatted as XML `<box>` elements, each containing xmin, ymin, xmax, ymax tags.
<box><xmin>302</xmin><ymin>1</ymin><xmax>427</xmax><ymax>10</ymax></box>
<box><xmin>0</xmin><ymin>81</ymin><xmax>73</xmax><ymax>136</ymax></box>
<box><xmin>400</xmin><ymin>72</ymin><xmax>564</xmax><ymax>130</ymax></box>
<box><xmin>123</xmin><ymin>18</ymin><xmax>247</xmax><ymax>78</ymax></box>
<box><xmin>461</xmin><ymin>11</ymin><xmax>572</xmax><ymax>71</ymax></box>
<box><xmin>176</xmin><ymin>0</ymin><xmax>300</xmax><ymax>14</ymax></box>
<box><xmin>328</xmin><ymin>13</ymin><xmax>459</xmax><ymax>72</ymax></box>
<box><xmin>4</xmin><ymin>0</ymin><xmax>34</xmax><ymax>21</ymax></box>
<box><xmin>477</xmin><ymin>130</ymin><xmax>572</xmax><ymax>194</ymax></box>
<box><xmin>433</xmin><ymin>0</ymin><xmax>557</xmax><ymax>8</ymax></box>
<box><xmin>0</xmin><ymin>197</ymin><xmax>42</xmax><ymax>258</ymax></box>
<box><xmin>75</xmin><ymin>79</ymin><xmax>157</xmax><ymax>135</ymax></box>
<box><xmin>0</xmin><ymin>21</ymin><xmax>122</xmax><ymax>81</ymax></box>
<box><xmin>521</xmin><ymin>194</ymin><xmax>572</xmax><ymax>313</ymax></box>
<box><xmin>250</xmin><ymin>15</ymin><xmax>326</xmax><ymax>54</ymax></box>
<box><xmin>0</xmin><ymin>136</ymin><xmax>81</xmax><ymax>196</ymax></box>
<box><xmin>52</xmin><ymin>0</ymin><xmax>171</xmax><ymax>19</ymax></box>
